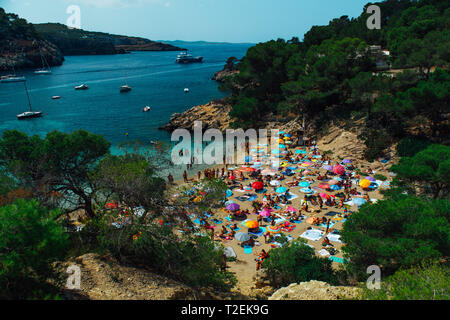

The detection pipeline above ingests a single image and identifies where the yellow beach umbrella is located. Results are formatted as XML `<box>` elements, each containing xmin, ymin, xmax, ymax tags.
<box><xmin>360</xmin><ymin>179</ymin><xmax>371</xmax><ymax>189</ymax></box>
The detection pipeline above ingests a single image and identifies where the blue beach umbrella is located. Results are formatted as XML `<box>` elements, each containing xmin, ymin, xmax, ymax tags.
<box><xmin>272</xmin><ymin>149</ymin><xmax>280</xmax><ymax>154</ymax></box>
<box><xmin>299</xmin><ymin>181</ymin><xmax>310</xmax><ymax>187</ymax></box>
<box><xmin>330</xmin><ymin>185</ymin><xmax>341</xmax><ymax>191</ymax></box>
<box><xmin>284</xmin><ymin>133</ymin><xmax>292</xmax><ymax>137</ymax></box>
<box><xmin>276</xmin><ymin>186</ymin><xmax>287</xmax><ymax>193</ymax></box>
<box><xmin>226</xmin><ymin>189</ymin><xmax>233</xmax><ymax>197</ymax></box>
<box><xmin>279</xmin><ymin>144</ymin><xmax>287</xmax><ymax>149</ymax></box>
<box><xmin>296</xmin><ymin>150</ymin><xmax>307</xmax><ymax>154</ymax></box>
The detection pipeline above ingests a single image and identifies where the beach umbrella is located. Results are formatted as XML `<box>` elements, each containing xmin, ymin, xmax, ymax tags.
<box><xmin>323</xmin><ymin>165</ymin><xmax>333</xmax><ymax>171</ymax></box>
<box><xmin>279</xmin><ymin>131</ymin><xmax>285</xmax><ymax>134</ymax></box>
<box><xmin>270</xmin><ymin>180</ymin><xmax>281</xmax><ymax>186</ymax></box>
<box><xmin>272</xmin><ymin>149</ymin><xmax>280</xmax><ymax>154</ymax></box>
<box><xmin>252</xmin><ymin>181</ymin><xmax>264</xmax><ymax>190</ymax></box>
<box><xmin>267</xmin><ymin>225</ymin><xmax>281</xmax><ymax>234</ymax></box>
<box><xmin>228</xmin><ymin>175</ymin><xmax>236</xmax><ymax>180</ymax></box>
<box><xmin>353</xmin><ymin>198</ymin><xmax>367</xmax><ymax>207</ymax></box>
<box><xmin>283</xmin><ymin>136</ymin><xmax>291</xmax><ymax>140</ymax></box>
<box><xmin>299</xmin><ymin>181</ymin><xmax>310</xmax><ymax>187</ymax></box>
<box><xmin>342</xmin><ymin>159</ymin><xmax>352</xmax><ymax>164</ymax></box>
<box><xmin>319</xmin><ymin>193</ymin><xmax>331</xmax><ymax>200</ymax></box>
<box><xmin>226</xmin><ymin>189</ymin><xmax>233</xmax><ymax>197</ymax></box>
<box><xmin>296</xmin><ymin>150</ymin><xmax>307</xmax><ymax>154</ymax></box>
<box><xmin>334</xmin><ymin>177</ymin><xmax>343</xmax><ymax>181</ymax></box>
<box><xmin>365</xmin><ymin>176</ymin><xmax>376</xmax><ymax>182</ymax></box>
<box><xmin>226</xmin><ymin>203</ymin><xmax>240</xmax><ymax>211</ymax></box>
<box><xmin>245</xmin><ymin>220</ymin><xmax>259</xmax><ymax>229</ymax></box>
<box><xmin>301</xmin><ymin>162</ymin><xmax>312</xmax><ymax>167</ymax></box>
<box><xmin>235</xmin><ymin>232</ymin><xmax>250</xmax><ymax>242</ymax></box>
<box><xmin>328</xmin><ymin>179</ymin><xmax>339</xmax><ymax>185</ymax></box>
<box><xmin>284</xmin><ymin>133</ymin><xmax>292</xmax><ymax>138</ymax></box>
<box><xmin>333</xmin><ymin>164</ymin><xmax>345</xmax><ymax>175</ymax></box>
<box><xmin>287</xmin><ymin>206</ymin><xmax>297</xmax><ymax>213</ymax></box>
<box><xmin>330</xmin><ymin>184</ymin><xmax>341</xmax><ymax>191</ymax></box>
<box><xmin>279</xmin><ymin>144</ymin><xmax>287</xmax><ymax>149</ymax></box>
<box><xmin>285</xmin><ymin>140</ymin><xmax>293</xmax><ymax>145</ymax></box>
<box><xmin>225</xmin><ymin>200</ymin><xmax>236</xmax><ymax>206</ymax></box>
<box><xmin>360</xmin><ymin>179</ymin><xmax>371</xmax><ymax>189</ymax></box>
<box><xmin>318</xmin><ymin>183</ymin><xmax>330</xmax><ymax>190</ymax></box>
<box><xmin>276</xmin><ymin>186</ymin><xmax>287</xmax><ymax>193</ymax></box>
<box><xmin>277</xmin><ymin>139</ymin><xmax>284</xmax><ymax>143</ymax></box>
<box><xmin>260</xmin><ymin>208</ymin><xmax>272</xmax><ymax>217</ymax></box>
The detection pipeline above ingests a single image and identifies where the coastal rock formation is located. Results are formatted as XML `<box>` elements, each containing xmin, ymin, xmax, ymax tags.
<box><xmin>159</xmin><ymin>100</ymin><xmax>233</xmax><ymax>132</ymax></box>
<box><xmin>268</xmin><ymin>281</ymin><xmax>361</xmax><ymax>300</ymax></box>
<box><xmin>0</xmin><ymin>39</ymin><xmax>64</xmax><ymax>70</ymax></box>
<box><xmin>212</xmin><ymin>69</ymin><xmax>239</xmax><ymax>82</ymax></box>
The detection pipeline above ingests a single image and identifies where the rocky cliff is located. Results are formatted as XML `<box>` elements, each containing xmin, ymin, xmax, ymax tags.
<box><xmin>269</xmin><ymin>281</ymin><xmax>361</xmax><ymax>300</ymax></box>
<box><xmin>0</xmin><ymin>39</ymin><xmax>64</xmax><ymax>70</ymax></box>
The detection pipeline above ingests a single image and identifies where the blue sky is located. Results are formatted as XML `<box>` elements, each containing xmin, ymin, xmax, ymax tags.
<box><xmin>2</xmin><ymin>0</ymin><xmax>372</xmax><ymax>43</ymax></box>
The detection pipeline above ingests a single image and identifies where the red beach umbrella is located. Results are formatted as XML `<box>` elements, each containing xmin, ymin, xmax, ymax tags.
<box><xmin>252</xmin><ymin>181</ymin><xmax>264</xmax><ymax>190</ymax></box>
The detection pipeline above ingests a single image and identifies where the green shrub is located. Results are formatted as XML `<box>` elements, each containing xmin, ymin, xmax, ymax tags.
<box><xmin>262</xmin><ymin>239</ymin><xmax>337</xmax><ymax>288</ymax></box>
<box><xmin>360</xmin><ymin>262</ymin><xmax>450</xmax><ymax>300</ymax></box>
<box><xmin>0</xmin><ymin>199</ymin><xmax>69</xmax><ymax>299</ymax></box>
<box><xmin>98</xmin><ymin>217</ymin><xmax>236</xmax><ymax>291</ymax></box>
<box><xmin>341</xmin><ymin>195</ymin><xmax>450</xmax><ymax>280</ymax></box>
<box><xmin>373</xmin><ymin>174</ymin><xmax>387</xmax><ymax>181</ymax></box>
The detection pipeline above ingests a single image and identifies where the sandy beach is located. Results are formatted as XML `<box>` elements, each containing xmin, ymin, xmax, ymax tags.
<box><xmin>168</xmin><ymin>135</ymin><xmax>393</xmax><ymax>297</ymax></box>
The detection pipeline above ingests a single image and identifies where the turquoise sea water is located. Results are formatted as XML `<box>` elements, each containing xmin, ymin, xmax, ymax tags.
<box><xmin>0</xmin><ymin>42</ymin><xmax>251</xmax><ymax>152</ymax></box>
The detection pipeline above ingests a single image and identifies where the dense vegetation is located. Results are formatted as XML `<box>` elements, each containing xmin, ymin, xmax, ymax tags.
<box><xmin>360</xmin><ymin>262</ymin><xmax>449</xmax><ymax>300</ymax></box>
<box><xmin>0</xmin><ymin>199</ymin><xmax>69</xmax><ymax>299</ymax></box>
<box><xmin>262</xmin><ymin>239</ymin><xmax>337</xmax><ymax>287</ymax></box>
<box><xmin>222</xmin><ymin>0</ymin><xmax>449</xmax><ymax>159</ymax></box>
<box><xmin>0</xmin><ymin>130</ymin><xmax>236</xmax><ymax>298</ymax></box>
<box><xmin>0</xmin><ymin>7</ymin><xmax>41</xmax><ymax>43</ymax></box>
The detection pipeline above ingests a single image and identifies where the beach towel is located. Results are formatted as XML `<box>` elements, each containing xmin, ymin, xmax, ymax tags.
<box><xmin>243</xmin><ymin>246</ymin><xmax>253</xmax><ymax>254</ymax></box>
<box><xmin>319</xmin><ymin>221</ymin><xmax>335</xmax><ymax>229</ymax></box>
<box><xmin>327</xmin><ymin>233</ymin><xmax>342</xmax><ymax>243</ymax></box>
<box><xmin>249</xmin><ymin>227</ymin><xmax>266</xmax><ymax>237</ymax></box>
<box><xmin>211</xmin><ymin>219</ymin><xmax>223</xmax><ymax>224</ymax></box>
<box><xmin>318</xmin><ymin>249</ymin><xmax>330</xmax><ymax>256</ymax></box>
<box><xmin>193</xmin><ymin>219</ymin><xmax>205</xmax><ymax>225</ymax></box>
<box><xmin>300</xmin><ymin>229</ymin><xmax>323</xmax><ymax>241</ymax></box>
<box><xmin>329</xmin><ymin>256</ymin><xmax>345</xmax><ymax>263</ymax></box>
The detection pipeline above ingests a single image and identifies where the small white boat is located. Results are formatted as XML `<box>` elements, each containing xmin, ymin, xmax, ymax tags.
<box><xmin>75</xmin><ymin>84</ymin><xmax>89</xmax><ymax>90</ymax></box>
<box><xmin>120</xmin><ymin>85</ymin><xmax>132</xmax><ymax>93</ymax></box>
<box><xmin>184</xmin><ymin>88</ymin><xmax>189</xmax><ymax>93</ymax></box>
<box><xmin>34</xmin><ymin>69</ymin><xmax>52</xmax><ymax>75</ymax></box>
<box><xmin>52</xmin><ymin>96</ymin><xmax>61</xmax><ymax>100</ymax></box>
<box><xmin>143</xmin><ymin>106</ymin><xmax>150</xmax><ymax>112</ymax></box>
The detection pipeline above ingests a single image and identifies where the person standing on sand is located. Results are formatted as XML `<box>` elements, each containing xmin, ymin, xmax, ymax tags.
<box><xmin>183</xmin><ymin>170</ymin><xmax>188</xmax><ymax>183</ymax></box>
<box><xmin>168</xmin><ymin>173</ymin><xmax>174</xmax><ymax>185</ymax></box>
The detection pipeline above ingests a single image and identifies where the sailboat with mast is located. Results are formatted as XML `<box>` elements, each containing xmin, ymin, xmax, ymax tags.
<box><xmin>120</xmin><ymin>69</ymin><xmax>131</xmax><ymax>92</ymax></box>
<box><xmin>34</xmin><ymin>46</ymin><xmax>52</xmax><ymax>74</ymax></box>
<box><xmin>17</xmin><ymin>81</ymin><xmax>43</xmax><ymax>120</ymax></box>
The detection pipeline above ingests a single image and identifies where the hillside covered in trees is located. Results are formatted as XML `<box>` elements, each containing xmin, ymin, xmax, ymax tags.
<box><xmin>220</xmin><ymin>0</ymin><xmax>449</xmax><ymax>160</ymax></box>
